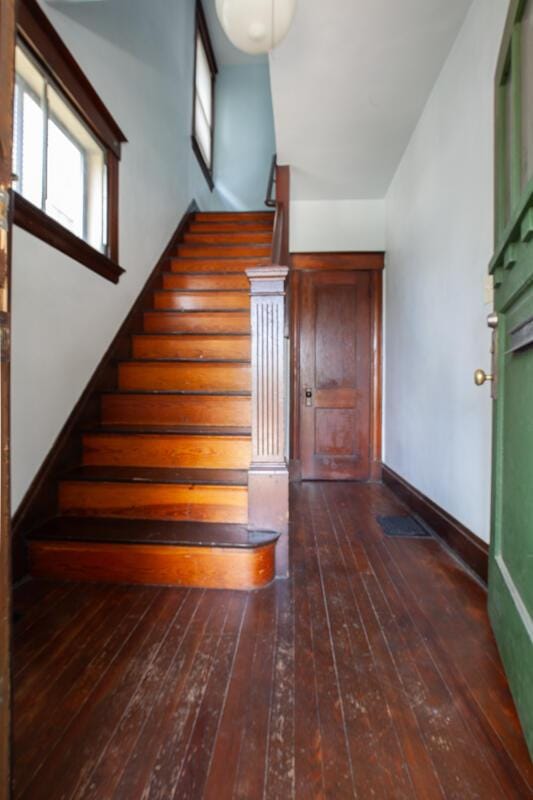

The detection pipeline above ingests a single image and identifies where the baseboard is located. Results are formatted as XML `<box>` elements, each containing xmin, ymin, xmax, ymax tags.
<box><xmin>289</xmin><ymin>459</ymin><xmax>301</xmax><ymax>482</ymax></box>
<box><xmin>382</xmin><ymin>465</ymin><xmax>489</xmax><ymax>583</ymax></box>
<box><xmin>12</xmin><ymin>200</ymin><xmax>199</xmax><ymax>579</ymax></box>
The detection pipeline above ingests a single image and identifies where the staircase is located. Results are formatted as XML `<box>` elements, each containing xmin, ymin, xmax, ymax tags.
<box><xmin>27</xmin><ymin>211</ymin><xmax>282</xmax><ymax>591</ymax></box>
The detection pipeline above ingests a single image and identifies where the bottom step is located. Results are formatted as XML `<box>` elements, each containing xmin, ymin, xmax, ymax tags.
<box><xmin>28</xmin><ymin>518</ymin><xmax>279</xmax><ymax>591</ymax></box>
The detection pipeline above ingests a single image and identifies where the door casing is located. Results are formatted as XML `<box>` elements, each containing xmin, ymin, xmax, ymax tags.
<box><xmin>0</xmin><ymin>0</ymin><xmax>15</xmax><ymax>796</ymax></box>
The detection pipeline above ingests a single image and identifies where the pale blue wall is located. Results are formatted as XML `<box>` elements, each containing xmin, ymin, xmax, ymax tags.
<box><xmin>213</xmin><ymin>64</ymin><xmax>276</xmax><ymax>211</ymax></box>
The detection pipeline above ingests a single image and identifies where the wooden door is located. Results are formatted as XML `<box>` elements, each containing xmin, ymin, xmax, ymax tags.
<box><xmin>0</xmin><ymin>0</ymin><xmax>15</xmax><ymax>796</ymax></box>
<box><xmin>487</xmin><ymin>0</ymin><xmax>533</xmax><ymax>758</ymax></box>
<box><xmin>299</xmin><ymin>270</ymin><xmax>372</xmax><ymax>480</ymax></box>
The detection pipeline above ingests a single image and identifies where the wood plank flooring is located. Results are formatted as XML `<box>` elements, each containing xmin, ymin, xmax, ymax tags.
<box><xmin>12</xmin><ymin>483</ymin><xmax>533</xmax><ymax>799</ymax></box>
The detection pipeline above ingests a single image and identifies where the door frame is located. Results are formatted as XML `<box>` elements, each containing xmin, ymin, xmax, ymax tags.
<box><xmin>0</xmin><ymin>0</ymin><xmax>15</xmax><ymax>796</ymax></box>
<box><xmin>289</xmin><ymin>252</ymin><xmax>384</xmax><ymax>482</ymax></box>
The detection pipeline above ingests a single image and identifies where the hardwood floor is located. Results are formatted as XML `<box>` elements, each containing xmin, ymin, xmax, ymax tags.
<box><xmin>12</xmin><ymin>483</ymin><xmax>533</xmax><ymax>799</ymax></box>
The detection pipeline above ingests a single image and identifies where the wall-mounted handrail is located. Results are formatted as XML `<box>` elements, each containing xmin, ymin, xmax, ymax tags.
<box><xmin>265</xmin><ymin>154</ymin><xmax>277</xmax><ymax>208</ymax></box>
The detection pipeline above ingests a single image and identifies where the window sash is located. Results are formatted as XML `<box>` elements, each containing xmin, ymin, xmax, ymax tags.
<box><xmin>13</xmin><ymin>41</ymin><xmax>108</xmax><ymax>254</ymax></box>
<box><xmin>192</xmin><ymin>7</ymin><xmax>216</xmax><ymax>185</ymax></box>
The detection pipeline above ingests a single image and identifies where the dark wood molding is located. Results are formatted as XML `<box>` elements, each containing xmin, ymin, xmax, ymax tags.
<box><xmin>107</xmin><ymin>152</ymin><xmax>120</xmax><ymax>264</ymax></box>
<box><xmin>291</xmin><ymin>252</ymin><xmax>385</xmax><ymax>271</ymax></box>
<box><xmin>191</xmin><ymin>135</ymin><xmax>214</xmax><ymax>191</ymax></box>
<box><xmin>382</xmin><ymin>465</ymin><xmax>489</xmax><ymax>584</ymax></box>
<box><xmin>0</xmin><ymin>0</ymin><xmax>15</xmax><ymax>794</ymax></box>
<box><xmin>11</xmin><ymin>200</ymin><xmax>199</xmax><ymax>579</ymax></box>
<box><xmin>13</xmin><ymin>193</ymin><xmax>124</xmax><ymax>284</ymax></box>
<box><xmin>17</xmin><ymin>0</ymin><xmax>127</xmax><ymax>157</ymax></box>
<box><xmin>370</xmin><ymin>270</ymin><xmax>383</xmax><ymax>480</ymax></box>
<box><xmin>191</xmin><ymin>0</ymin><xmax>217</xmax><ymax>191</ymax></box>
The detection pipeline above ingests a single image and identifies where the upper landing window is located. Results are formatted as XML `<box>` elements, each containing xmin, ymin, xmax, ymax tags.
<box><xmin>192</xmin><ymin>2</ymin><xmax>217</xmax><ymax>190</ymax></box>
<box><xmin>12</xmin><ymin>0</ymin><xmax>127</xmax><ymax>282</ymax></box>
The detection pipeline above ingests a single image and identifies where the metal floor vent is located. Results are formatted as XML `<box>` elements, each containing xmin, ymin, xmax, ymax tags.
<box><xmin>377</xmin><ymin>515</ymin><xmax>431</xmax><ymax>539</ymax></box>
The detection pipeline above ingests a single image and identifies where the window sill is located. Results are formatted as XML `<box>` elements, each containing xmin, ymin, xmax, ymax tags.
<box><xmin>191</xmin><ymin>136</ymin><xmax>214</xmax><ymax>192</ymax></box>
<box><xmin>13</xmin><ymin>193</ymin><xmax>125</xmax><ymax>284</ymax></box>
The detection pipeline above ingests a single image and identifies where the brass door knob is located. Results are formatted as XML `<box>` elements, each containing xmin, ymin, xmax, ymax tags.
<box><xmin>474</xmin><ymin>369</ymin><xmax>493</xmax><ymax>386</ymax></box>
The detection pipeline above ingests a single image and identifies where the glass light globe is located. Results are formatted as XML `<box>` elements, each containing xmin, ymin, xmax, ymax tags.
<box><xmin>215</xmin><ymin>0</ymin><xmax>297</xmax><ymax>55</ymax></box>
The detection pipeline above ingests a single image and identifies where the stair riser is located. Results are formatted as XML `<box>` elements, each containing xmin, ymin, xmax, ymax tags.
<box><xmin>59</xmin><ymin>483</ymin><xmax>248</xmax><ymax>524</ymax></box>
<box><xmin>153</xmin><ymin>292</ymin><xmax>249</xmax><ymax>311</ymax></box>
<box><xmin>29</xmin><ymin>540</ymin><xmax>275</xmax><ymax>590</ymax></box>
<box><xmin>178</xmin><ymin>245</ymin><xmax>270</xmax><ymax>259</ymax></box>
<box><xmin>188</xmin><ymin>222</ymin><xmax>272</xmax><ymax>234</ymax></box>
<box><xmin>101</xmin><ymin>394</ymin><xmax>251</xmax><ymax>427</ymax></box>
<box><xmin>170</xmin><ymin>258</ymin><xmax>269</xmax><ymax>273</ymax></box>
<box><xmin>162</xmin><ymin>274</ymin><xmax>249</xmax><ymax>291</ymax></box>
<box><xmin>118</xmin><ymin>363</ymin><xmax>251</xmax><ymax>392</ymax></box>
<box><xmin>132</xmin><ymin>334</ymin><xmax>251</xmax><ymax>360</ymax></box>
<box><xmin>195</xmin><ymin>212</ymin><xmax>274</xmax><ymax>224</ymax></box>
<box><xmin>143</xmin><ymin>312</ymin><xmax>250</xmax><ymax>334</ymax></box>
<box><xmin>184</xmin><ymin>232</ymin><xmax>271</xmax><ymax>245</ymax></box>
<box><xmin>82</xmin><ymin>434</ymin><xmax>251</xmax><ymax>469</ymax></box>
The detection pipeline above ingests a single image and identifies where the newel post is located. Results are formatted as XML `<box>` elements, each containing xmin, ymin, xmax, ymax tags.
<box><xmin>246</xmin><ymin>265</ymin><xmax>290</xmax><ymax>578</ymax></box>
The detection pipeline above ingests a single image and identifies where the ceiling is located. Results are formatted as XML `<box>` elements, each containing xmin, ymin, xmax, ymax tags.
<box><xmin>269</xmin><ymin>0</ymin><xmax>474</xmax><ymax>201</ymax></box>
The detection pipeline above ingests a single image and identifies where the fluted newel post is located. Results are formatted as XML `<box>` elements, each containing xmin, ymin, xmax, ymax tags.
<box><xmin>246</xmin><ymin>266</ymin><xmax>290</xmax><ymax>578</ymax></box>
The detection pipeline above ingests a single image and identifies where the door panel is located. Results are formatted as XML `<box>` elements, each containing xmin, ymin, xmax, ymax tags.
<box><xmin>488</xmin><ymin>0</ymin><xmax>533</xmax><ymax>759</ymax></box>
<box><xmin>300</xmin><ymin>271</ymin><xmax>371</xmax><ymax>480</ymax></box>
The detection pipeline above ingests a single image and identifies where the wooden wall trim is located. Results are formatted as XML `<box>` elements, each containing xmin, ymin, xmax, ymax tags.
<box><xmin>291</xmin><ymin>252</ymin><xmax>385</xmax><ymax>271</ymax></box>
<box><xmin>370</xmin><ymin>270</ymin><xmax>383</xmax><ymax>480</ymax></box>
<box><xmin>13</xmin><ymin>194</ymin><xmax>124</xmax><ymax>283</ymax></box>
<box><xmin>11</xmin><ymin>200</ymin><xmax>199</xmax><ymax>579</ymax></box>
<box><xmin>382</xmin><ymin>465</ymin><xmax>489</xmax><ymax>584</ymax></box>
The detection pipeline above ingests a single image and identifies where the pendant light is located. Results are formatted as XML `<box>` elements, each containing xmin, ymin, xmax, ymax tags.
<box><xmin>215</xmin><ymin>0</ymin><xmax>297</xmax><ymax>55</ymax></box>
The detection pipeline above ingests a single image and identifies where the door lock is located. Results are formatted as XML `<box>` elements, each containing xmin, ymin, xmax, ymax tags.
<box><xmin>304</xmin><ymin>388</ymin><xmax>313</xmax><ymax>407</ymax></box>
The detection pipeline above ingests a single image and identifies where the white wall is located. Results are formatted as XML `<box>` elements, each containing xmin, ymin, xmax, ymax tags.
<box><xmin>213</xmin><ymin>64</ymin><xmax>275</xmax><ymax>211</ymax></box>
<box><xmin>384</xmin><ymin>0</ymin><xmax>510</xmax><ymax>543</ymax></box>
<box><xmin>11</xmin><ymin>0</ymin><xmax>216</xmax><ymax>509</ymax></box>
<box><xmin>290</xmin><ymin>199</ymin><xmax>386</xmax><ymax>252</ymax></box>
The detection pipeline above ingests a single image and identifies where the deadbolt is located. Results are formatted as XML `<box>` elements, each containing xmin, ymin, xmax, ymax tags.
<box><xmin>304</xmin><ymin>388</ymin><xmax>313</xmax><ymax>407</ymax></box>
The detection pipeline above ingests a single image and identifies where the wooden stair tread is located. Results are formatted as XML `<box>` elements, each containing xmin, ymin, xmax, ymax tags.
<box><xmin>130</xmin><ymin>332</ymin><xmax>251</xmax><ymax>337</ymax></box>
<box><xmin>194</xmin><ymin>211</ymin><xmax>274</xmax><ymax>221</ymax></box>
<box><xmin>145</xmin><ymin>309</ymin><xmax>250</xmax><ymax>315</ymax></box>
<box><xmin>155</xmin><ymin>288</ymin><xmax>249</xmax><ymax>293</ymax></box>
<box><xmin>88</xmin><ymin>424</ymin><xmax>251</xmax><ymax>436</ymax></box>
<box><xmin>102</xmin><ymin>389</ymin><xmax>251</xmax><ymax>396</ymax></box>
<box><xmin>61</xmin><ymin>466</ymin><xmax>249</xmax><ymax>485</ymax></box>
<box><xmin>120</xmin><ymin>358</ymin><xmax>251</xmax><ymax>364</ymax></box>
<box><xmin>28</xmin><ymin>517</ymin><xmax>278</xmax><ymax>549</ymax></box>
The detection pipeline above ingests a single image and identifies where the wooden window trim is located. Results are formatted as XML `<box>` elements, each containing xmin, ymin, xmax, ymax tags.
<box><xmin>13</xmin><ymin>193</ymin><xmax>124</xmax><ymax>284</ymax></box>
<box><xmin>14</xmin><ymin>0</ymin><xmax>126</xmax><ymax>281</ymax></box>
<box><xmin>191</xmin><ymin>1</ymin><xmax>217</xmax><ymax>191</ymax></box>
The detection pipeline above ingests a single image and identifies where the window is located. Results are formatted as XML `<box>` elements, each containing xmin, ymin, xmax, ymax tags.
<box><xmin>13</xmin><ymin>0</ymin><xmax>126</xmax><ymax>282</ymax></box>
<box><xmin>13</xmin><ymin>45</ymin><xmax>107</xmax><ymax>252</ymax></box>
<box><xmin>192</xmin><ymin>3</ymin><xmax>217</xmax><ymax>189</ymax></box>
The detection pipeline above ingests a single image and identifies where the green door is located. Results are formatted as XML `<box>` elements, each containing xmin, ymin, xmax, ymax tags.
<box><xmin>486</xmin><ymin>0</ymin><xmax>533</xmax><ymax>759</ymax></box>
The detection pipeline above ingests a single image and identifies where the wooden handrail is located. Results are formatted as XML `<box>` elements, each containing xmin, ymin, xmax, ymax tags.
<box><xmin>247</xmin><ymin>163</ymin><xmax>291</xmax><ymax>578</ymax></box>
<box><xmin>265</xmin><ymin>153</ymin><xmax>277</xmax><ymax>208</ymax></box>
